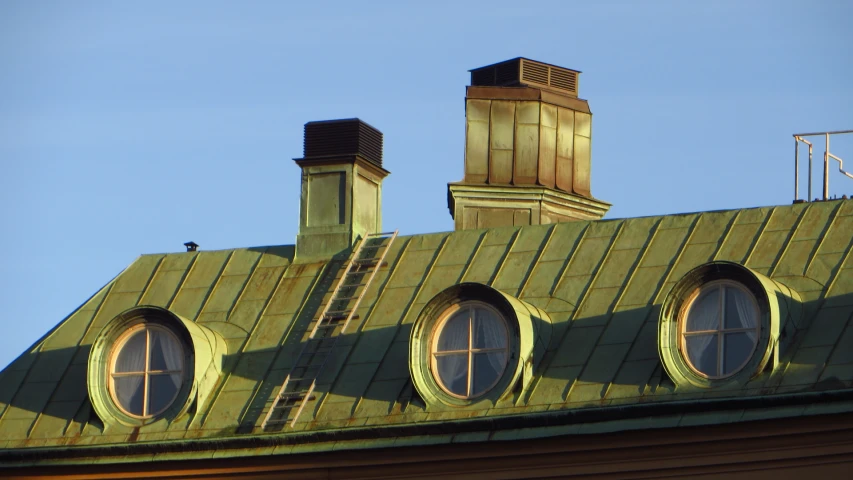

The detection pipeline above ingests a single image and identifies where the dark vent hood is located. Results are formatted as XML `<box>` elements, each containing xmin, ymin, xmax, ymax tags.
<box><xmin>302</xmin><ymin>118</ymin><xmax>383</xmax><ymax>167</ymax></box>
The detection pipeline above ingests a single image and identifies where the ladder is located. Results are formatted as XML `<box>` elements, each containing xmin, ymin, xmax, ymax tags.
<box><xmin>261</xmin><ymin>230</ymin><xmax>398</xmax><ymax>429</ymax></box>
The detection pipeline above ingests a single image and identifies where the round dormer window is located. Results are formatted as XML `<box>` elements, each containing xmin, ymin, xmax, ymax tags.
<box><xmin>657</xmin><ymin>261</ymin><xmax>795</xmax><ymax>389</ymax></box>
<box><xmin>680</xmin><ymin>280</ymin><xmax>760</xmax><ymax>378</ymax></box>
<box><xmin>411</xmin><ymin>283</ymin><xmax>533</xmax><ymax>407</ymax></box>
<box><xmin>109</xmin><ymin>324</ymin><xmax>186</xmax><ymax>418</ymax></box>
<box><xmin>88</xmin><ymin>306</ymin><xmax>232</xmax><ymax>427</ymax></box>
<box><xmin>430</xmin><ymin>302</ymin><xmax>509</xmax><ymax>398</ymax></box>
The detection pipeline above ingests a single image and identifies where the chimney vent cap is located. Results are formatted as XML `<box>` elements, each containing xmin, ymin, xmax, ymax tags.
<box><xmin>469</xmin><ymin>58</ymin><xmax>580</xmax><ymax>97</ymax></box>
<box><xmin>301</xmin><ymin>118</ymin><xmax>383</xmax><ymax>168</ymax></box>
<box><xmin>468</xmin><ymin>57</ymin><xmax>581</xmax><ymax>74</ymax></box>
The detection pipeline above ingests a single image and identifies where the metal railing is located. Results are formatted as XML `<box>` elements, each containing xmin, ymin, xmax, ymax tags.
<box><xmin>794</xmin><ymin>130</ymin><xmax>853</xmax><ymax>202</ymax></box>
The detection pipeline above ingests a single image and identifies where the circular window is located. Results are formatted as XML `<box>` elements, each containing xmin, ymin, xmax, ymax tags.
<box><xmin>680</xmin><ymin>280</ymin><xmax>759</xmax><ymax>378</ymax></box>
<box><xmin>109</xmin><ymin>324</ymin><xmax>186</xmax><ymax>418</ymax></box>
<box><xmin>430</xmin><ymin>302</ymin><xmax>509</xmax><ymax>399</ymax></box>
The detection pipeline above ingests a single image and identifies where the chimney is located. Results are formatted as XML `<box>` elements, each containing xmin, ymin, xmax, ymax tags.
<box><xmin>448</xmin><ymin>58</ymin><xmax>611</xmax><ymax>230</ymax></box>
<box><xmin>294</xmin><ymin>118</ymin><xmax>388</xmax><ymax>260</ymax></box>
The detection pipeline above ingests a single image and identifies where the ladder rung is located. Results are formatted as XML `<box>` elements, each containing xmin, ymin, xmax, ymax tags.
<box><xmin>325</xmin><ymin>313</ymin><xmax>359</xmax><ymax>321</ymax></box>
<box><xmin>307</xmin><ymin>335</ymin><xmax>337</xmax><ymax>343</ymax></box>
<box><xmin>274</xmin><ymin>395</ymin><xmax>315</xmax><ymax>407</ymax></box>
<box><xmin>352</xmin><ymin>263</ymin><xmax>384</xmax><ymax>269</ymax></box>
<box><xmin>354</xmin><ymin>257</ymin><xmax>382</xmax><ymax>263</ymax></box>
<box><xmin>306</xmin><ymin>336</ymin><xmax>337</xmax><ymax>344</ymax></box>
<box><xmin>350</xmin><ymin>262</ymin><xmax>376</xmax><ymax>275</ymax></box>
<box><xmin>263</xmin><ymin>418</ymin><xmax>290</xmax><ymax>426</ymax></box>
<box><xmin>299</xmin><ymin>350</ymin><xmax>329</xmax><ymax>360</ymax></box>
<box><xmin>324</xmin><ymin>310</ymin><xmax>352</xmax><ymax>316</ymax></box>
<box><xmin>278</xmin><ymin>390</ymin><xmax>312</xmax><ymax>400</ymax></box>
<box><xmin>366</xmin><ymin>231</ymin><xmax>396</xmax><ymax>237</ymax></box>
<box><xmin>306</xmin><ymin>347</ymin><xmax>335</xmax><ymax>356</ymax></box>
<box><xmin>331</xmin><ymin>295</ymin><xmax>359</xmax><ymax>301</ymax></box>
<box><xmin>291</xmin><ymin>367</ymin><xmax>322</xmax><ymax>376</ymax></box>
<box><xmin>354</xmin><ymin>263</ymin><xmax>386</xmax><ymax>270</ymax></box>
<box><xmin>285</xmin><ymin>376</ymin><xmax>316</xmax><ymax>384</ymax></box>
<box><xmin>314</xmin><ymin>322</ymin><xmax>345</xmax><ymax>330</ymax></box>
<box><xmin>341</xmin><ymin>283</ymin><xmax>369</xmax><ymax>288</ymax></box>
<box><xmin>293</xmin><ymin>361</ymin><xmax>324</xmax><ymax>370</ymax></box>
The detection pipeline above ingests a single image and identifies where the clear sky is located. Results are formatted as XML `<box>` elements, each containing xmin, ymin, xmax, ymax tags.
<box><xmin>1</xmin><ymin>0</ymin><xmax>852</xmax><ymax>370</ymax></box>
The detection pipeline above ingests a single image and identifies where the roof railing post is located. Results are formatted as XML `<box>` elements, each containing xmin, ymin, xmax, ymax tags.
<box><xmin>824</xmin><ymin>133</ymin><xmax>830</xmax><ymax>200</ymax></box>
<box><xmin>794</xmin><ymin>137</ymin><xmax>799</xmax><ymax>201</ymax></box>
<box><xmin>808</xmin><ymin>140</ymin><xmax>813</xmax><ymax>201</ymax></box>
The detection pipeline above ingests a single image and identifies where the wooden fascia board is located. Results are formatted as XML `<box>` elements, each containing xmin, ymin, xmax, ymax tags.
<box><xmin>5</xmin><ymin>412</ymin><xmax>853</xmax><ymax>479</ymax></box>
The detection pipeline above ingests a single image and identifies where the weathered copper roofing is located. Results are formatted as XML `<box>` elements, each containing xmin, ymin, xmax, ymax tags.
<box><xmin>1</xmin><ymin>199</ymin><xmax>853</xmax><ymax>464</ymax></box>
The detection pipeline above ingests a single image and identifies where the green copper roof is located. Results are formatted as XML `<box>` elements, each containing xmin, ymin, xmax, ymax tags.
<box><xmin>2</xmin><ymin>199</ymin><xmax>853</xmax><ymax>461</ymax></box>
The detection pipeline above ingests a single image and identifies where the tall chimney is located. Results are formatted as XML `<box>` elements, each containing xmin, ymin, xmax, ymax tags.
<box><xmin>448</xmin><ymin>58</ymin><xmax>610</xmax><ymax>230</ymax></box>
<box><xmin>294</xmin><ymin>118</ymin><xmax>388</xmax><ymax>260</ymax></box>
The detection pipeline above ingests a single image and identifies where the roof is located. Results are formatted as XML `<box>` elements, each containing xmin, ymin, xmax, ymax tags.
<box><xmin>2</xmin><ymin>199</ymin><xmax>853</xmax><ymax>463</ymax></box>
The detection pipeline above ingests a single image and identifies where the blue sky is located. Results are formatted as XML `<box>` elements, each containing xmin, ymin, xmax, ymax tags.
<box><xmin>1</xmin><ymin>0</ymin><xmax>852</xmax><ymax>369</ymax></box>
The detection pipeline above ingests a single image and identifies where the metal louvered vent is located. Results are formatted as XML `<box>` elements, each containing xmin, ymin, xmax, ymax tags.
<box><xmin>521</xmin><ymin>61</ymin><xmax>548</xmax><ymax>85</ymax></box>
<box><xmin>549</xmin><ymin>68</ymin><xmax>578</xmax><ymax>93</ymax></box>
<box><xmin>471</xmin><ymin>68</ymin><xmax>495</xmax><ymax>86</ymax></box>
<box><xmin>470</xmin><ymin>58</ymin><xmax>580</xmax><ymax>97</ymax></box>
<box><xmin>494</xmin><ymin>60</ymin><xmax>519</xmax><ymax>85</ymax></box>
<box><xmin>303</xmin><ymin>118</ymin><xmax>383</xmax><ymax>168</ymax></box>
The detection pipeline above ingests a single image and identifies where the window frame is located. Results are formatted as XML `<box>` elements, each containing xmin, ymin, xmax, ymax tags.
<box><xmin>429</xmin><ymin>301</ymin><xmax>510</xmax><ymax>399</ymax></box>
<box><xmin>678</xmin><ymin>280</ymin><xmax>761</xmax><ymax>380</ymax></box>
<box><xmin>108</xmin><ymin>323</ymin><xmax>186</xmax><ymax>419</ymax></box>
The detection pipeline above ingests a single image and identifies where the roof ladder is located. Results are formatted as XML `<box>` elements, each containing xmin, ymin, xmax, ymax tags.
<box><xmin>261</xmin><ymin>230</ymin><xmax>398</xmax><ymax>429</ymax></box>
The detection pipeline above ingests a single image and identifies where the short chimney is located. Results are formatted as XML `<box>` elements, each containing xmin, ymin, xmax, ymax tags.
<box><xmin>294</xmin><ymin>118</ymin><xmax>388</xmax><ymax>260</ymax></box>
<box><xmin>448</xmin><ymin>58</ymin><xmax>611</xmax><ymax>230</ymax></box>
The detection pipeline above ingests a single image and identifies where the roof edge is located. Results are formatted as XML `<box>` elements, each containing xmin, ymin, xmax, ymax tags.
<box><xmin>4</xmin><ymin>387</ymin><xmax>853</xmax><ymax>465</ymax></box>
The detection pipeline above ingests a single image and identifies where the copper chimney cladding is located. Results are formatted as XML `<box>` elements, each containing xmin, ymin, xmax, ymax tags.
<box><xmin>448</xmin><ymin>58</ymin><xmax>610</xmax><ymax>230</ymax></box>
<box><xmin>294</xmin><ymin>118</ymin><xmax>388</xmax><ymax>260</ymax></box>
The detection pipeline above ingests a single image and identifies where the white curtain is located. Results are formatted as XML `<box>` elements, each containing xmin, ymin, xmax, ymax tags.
<box><xmin>719</xmin><ymin>287</ymin><xmax>758</xmax><ymax>374</ymax></box>
<box><xmin>152</xmin><ymin>330</ymin><xmax>184</xmax><ymax>389</ymax></box>
<box><xmin>113</xmin><ymin>331</ymin><xmax>146</xmax><ymax>414</ymax></box>
<box><xmin>685</xmin><ymin>334</ymin><xmax>717</xmax><ymax>375</ymax></box>
<box><xmin>685</xmin><ymin>289</ymin><xmax>720</xmax><ymax>332</ymax></box>
<box><xmin>114</xmin><ymin>376</ymin><xmax>144</xmax><ymax>415</ymax></box>
<box><xmin>473</xmin><ymin>352</ymin><xmax>507</xmax><ymax>394</ymax></box>
<box><xmin>436</xmin><ymin>354</ymin><xmax>468</xmax><ymax>395</ymax></box>
<box><xmin>436</xmin><ymin>313</ymin><xmax>468</xmax><ymax>352</ymax></box>
<box><xmin>474</xmin><ymin>308</ymin><xmax>507</xmax><ymax>374</ymax></box>
<box><xmin>730</xmin><ymin>287</ymin><xmax>757</xmax><ymax>338</ymax></box>
<box><xmin>435</xmin><ymin>311</ymin><xmax>470</xmax><ymax>395</ymax></box>
<box><xmin>683</xmin><ymin>288</ymin><xmax>721</xmax><ymax>375</ymax></box>
<box><xmin>114</xmin><ymin>331</ymin><xmax>146</xmax><ymax>373</ymax></box>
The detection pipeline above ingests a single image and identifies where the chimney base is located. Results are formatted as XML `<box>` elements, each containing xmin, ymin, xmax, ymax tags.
<box><xmin>294</xmin><ymin>156</ymin><xmax>388</xmax><ymax>262</ymax></box>
<box><xmin>448</xmin><ymin>183</ymin><xmax>610</xmax><ymax>230</ymax></box>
